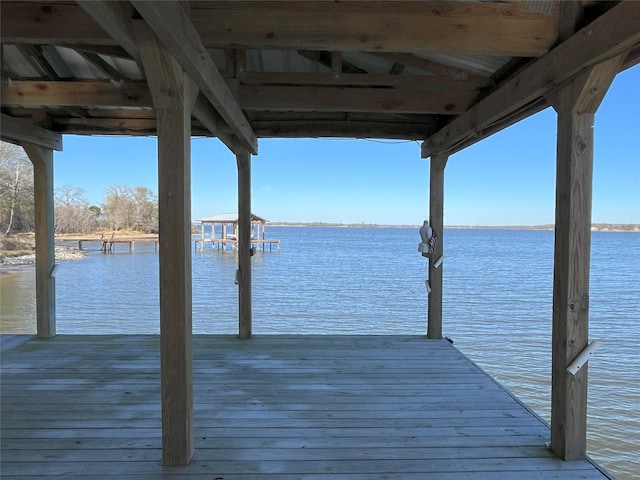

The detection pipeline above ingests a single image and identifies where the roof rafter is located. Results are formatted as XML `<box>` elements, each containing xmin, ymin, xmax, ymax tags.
<box><xmin>75</xmin><ymin>1</ymin><xmax>141</xmax><ymax>62</ymax></box>
<box><xmin>129</xmin><ymin>0</ymin><xmax>257</xmax><ymax>154</ymax></box>
<box><xmin>421</xmin><ymin>1</ymin><xmax>640</xmax><ymax>157</ymax></box>
<box><xmin>76</xmin><ymin>0</ymin><xmax>242</xmax><ymax>153</ymax></box>
<box><xmin>76</xmin><ymin>50</ymin><xmax>128</xmax><ymax>83</ymax></box>
<box><xmin>18</xmin><ymin>45</ymin><xmax>60</xmax><ymax>81</ymax></box>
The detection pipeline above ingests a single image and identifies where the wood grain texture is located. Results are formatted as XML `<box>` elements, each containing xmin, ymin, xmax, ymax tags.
<box><xmin>238</xmin><ymin>85</ymin><xmax>476</xmax><ymax>114</ymax></box>
<box><xmin>0</xmin><ymin>335</ymin><xmax>612</xmax><ymax>478</ymax></box>
<box><xmin>547</xmin><ymin>57</ymin><xmax>619</xmax><ymax>461</ymax></box>
<box><xmin>0</xmin><ymin>114</ymin><xmax>62</xmax><ymax>151</ymax></box>
<box><xmin>189</xmin><ymin>1</ymin><xmax>558</xmax><ymax>56</ymax></box>
<box><xmin>2</xmin><ymin>1</ymin><xmax>558</xmax><ymax>56</ymax></box>
<box><xmin>421</xmin><ymin>1</ymin><xmax>640</xmax><ymax>156</ymax></box>
<box><xmin>22</xmin><ymin>144</ymin><xmax>56</xmax><ymax>338</ymax></box>
<box><xmin>136</xmin><ymin>22</ymin><xmax>195</xmax><ymax>465</ymax></box>
<box><xmin>236</xmin><ymin>149</ymin><xmax>252</xmax><ymax>339</ymax></box>
<box><xmin>131</xmin><ymin>0</ymin><xmax>257</xmax><ymax>154</ymax></box>
<box><xmin>427</xmin><ymin>154</ymin><xmax>447</xmax><ymax>339</ymax></box>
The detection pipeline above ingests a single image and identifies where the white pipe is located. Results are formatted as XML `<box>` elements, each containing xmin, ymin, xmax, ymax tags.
<box><xmin>566</xmin><ymin>340</ymin><xmax>601</xmax><ymax>375</ymax></box>
<box><xmin>433</xmin><ymin>255</ymin><xmax>444</xmax><ymax>268</ymax></box>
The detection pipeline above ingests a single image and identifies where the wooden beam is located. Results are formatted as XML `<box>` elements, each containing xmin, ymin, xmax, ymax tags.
<box><xmin>222</xmin><ymin>49</ymin><xmax>236</xmax><ymax>79</ymax></box>
<box><xmin>433</xmin><ymin>98</ymin><xmax>548</xmax><ymax>155</ymax></box>
<box><xmin>2</xmin><ymin>82</ymin><xmax>238</xmax><ymax>149</ymax></box>
<box><xmin>236</xmin><ymin>148</ymin><xmax>252</xmax><ymax>339</ymax></box>
<box><xmin>239</xmin><ymin>85</ymin><xmax>476</xmax><ymax>114</ymax></box>
<box><xmin>240</xmin><ymin>72</ymin><xmax>488</xmax><ymax>89</ymax></box>
<box><xmin>1</xmin><ymin>76</ymin><xmax>484</xmax><ymax>111</ymax></box>
<box><xmin>55</xmin><ymin>117</ymin><xmax>159</xmax><ymax>135</ymax></box>
<box><xmin>2</xmin><ymin>79</ymin><xmax>475</xmax><ymax>115</ymax></box>
<box><xmin>77</xmin><ymin>1</ymin><xmax>235</xmax><ymax>147</ymax></box>
<box><xmin>235</xmin><ymin>49</ymin><xmax>247</xmax><ymax>81</ymax></box>
<box><xmin>190</xmin><ymin>1</ymin><xmax>558</xmax><ymax>56</ymax></box>
<box><xmin>22</xmin><ymin>143</ymin><xmax>56</xmax><ymax>338</ymax></box>
<box><xmin>2</xmin><ymin>1</ymin><xmax>559</xmax><ymax>56</ymax></box>
<box><xmin>622</xmin><ymin>44</ymin><xmax>640</xmax><ymax>71</ymax></box>
<box><xmin>135</xmin><ymin>20</ymin><xmax>194</xmax><ymax>466</ymax></box>
<box><xmin>331</xmin><ymin>51</ymin><xmax>343</xmax><ymax>78</ymax></box>
<box><xmin>0</xmin><ymin>113</ymin><xmax>62</xmax><ymax>151</ymax></box>
<box><xmin>53</xmin><ymin>117</ymin><xmax>210</xmax><ymax>137</ymax></box>
<box><xmin>76</xmin><ymin>1</ymin><xmax>141</xmax><ymax>61</ymax></box>
<box><xmin>53</xmin><ymin>115</ymin><xmax>431</xmax><ymax>140</ymax></box>
<box><xmin>548</xmin><ymin>55</ymin><xmax>623</xmax><ymax>462</ymax></box>
<box><xmin>427</xmin><ymin>154</ymin><xmax>447</xmax><ymax>339</ymax></box>
<box><xmin>1</xmin><ymin>80</ymin><xmax>152</xmax><ymax>108</ymax></box>
<box><xmin>1</xmin><ymin>2</ymin><xmax>114</xmax><ymax>45</ymax></box>
<box><xmin>421</xmin><ymin>1</ymin><xmax>640</xmax><ymax>157</ymax></box>
<box><xmin>192</xmin><ymin>94</ymin><xmax>238</xmax><ymax>152</ymax></box>
<box><xmin>131</xmin><ymin>0</ymin><xmax>257</xmax><ymax>154</ymax></box>
<box><xmin>251</xmin><ymin>120</ymin><xmax>433</xmax><ymax>140</ymax></box>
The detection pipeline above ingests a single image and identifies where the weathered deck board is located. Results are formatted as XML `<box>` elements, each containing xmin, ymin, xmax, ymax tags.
<box><xmin>0</xmin><ymin>335</ymin><xmax>612</xmax><ymax>479</ymax></box>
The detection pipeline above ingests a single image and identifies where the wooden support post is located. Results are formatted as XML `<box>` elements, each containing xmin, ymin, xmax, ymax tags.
<box><xmin>548</xmin><ymin>55</ymin><xmax>624</xmax><ymax>461</ymax></box>
<box><xmin>135</xmin><ymin>20</ymin><xmax>198</xmax><ymax>466</ymax></box>
<box><xmin>23</xmin><ymin>144</ymin><xmax>56</xmax><ymax>338</ymax></box>
<box><xmin>331</xmin><ymin>51</ymin><xmax>342</xmax><ymax>78</ymax></box>
<box><xmin>237</xmin><ymin>148</ymin><xmax>252</xmax><ymax>339</ymax></box>
<box><xmin>156</xmin><ymin>77</ymin><xmax>195</xmax><ymax>467</ymax></box>
<box><xmin>427</xmin><ymin>153</ymin><xmax>448</xmax><ymax>339</ymax></box>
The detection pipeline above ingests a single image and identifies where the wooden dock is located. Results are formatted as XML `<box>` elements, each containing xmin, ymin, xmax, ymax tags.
<box><xmin>0</xmin><ymin>335</ymin><xmax>612</xmax><ymax>479</ymax></box>
<box><xmin>76</xmin><ymin>236</ymin><xmax>159</xmax><ymax>253</ymax></box>
<box><xmin>195</xmin><ymin>237</ymin><xmax>281</xmax><ymax>252</ymax></box>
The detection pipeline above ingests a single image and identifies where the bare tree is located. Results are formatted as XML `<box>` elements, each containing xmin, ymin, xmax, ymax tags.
<box><xmin>0</xmin><ymin>142</ymin><xmax>34</xmax><ymax>235</ymax></box>
<box><xmin>54</xmin><ymin>185</ymin><xmax>99</xmax><ymax>233</ymax></box>
<box><xmin>102</xmin><ymin>185</ymin><xmax>135</xmax><ymax>231</ymax></box>
<box><xmin>132</xmin><ymin>186</ymin><xmax>158</xmax><ymax>233</ymax></box>
<box><xmin>100</xmin><ymin>185</ymin><xmax>158</xmax><ymax>233</ymax></box>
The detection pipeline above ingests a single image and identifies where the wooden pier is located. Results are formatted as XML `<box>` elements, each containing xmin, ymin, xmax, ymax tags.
<box><xmin>196</xmin><ymin>213</ymin><xmax>280</xmax><ymax>253</ymax></box>
<box><xmin>194</xmin><ymin>237</ymin><xmax>281</xmax><ymax>252</ymax></box>
<box><xmin>75</xmin><ymin>235</ymin><xmax>159</xmax><ymax>253</ymax></box>
<box><xmin>0</xmin><ymin>335</ymin><xmax>612</xmax><ymax>479</ymax></box>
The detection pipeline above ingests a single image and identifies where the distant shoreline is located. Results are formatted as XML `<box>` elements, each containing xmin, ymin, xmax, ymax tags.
<box><xmin>266</xmin><ymin>222</ymin><xmax>640</xmax><ymax>232</ymax></box>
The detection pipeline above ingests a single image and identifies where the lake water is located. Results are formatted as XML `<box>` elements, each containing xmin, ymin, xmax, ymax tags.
<box><xmin>1</xmin><ymin>227</ymin><xmax>638</xmax><ymax>479</ymax></box>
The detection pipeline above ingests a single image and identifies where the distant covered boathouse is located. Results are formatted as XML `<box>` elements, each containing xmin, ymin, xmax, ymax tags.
<box><xmin>1</xmin><ymin>1</ymin><xmax>638</xmax><ymax>477</ymax></box>
<box><xmin>196</xmin><ymin>212</ymin><xmax>280</xmax><ymax>251</ymax></box>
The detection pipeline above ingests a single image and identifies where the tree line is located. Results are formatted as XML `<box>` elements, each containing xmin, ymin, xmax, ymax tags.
<box><xmin>1</xmin><ymin>142</ymin><xmax>158</xmax><ymax>235</ymax></box>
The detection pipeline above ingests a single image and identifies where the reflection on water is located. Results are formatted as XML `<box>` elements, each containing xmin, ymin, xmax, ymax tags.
<box><xmin>1</xmin><ymin>228</ymin><xmax>638</xmax><ymax>480</ymax></box>
<box><xmin>0</xmin><ymin>270</ymin><xmax>36</xmax><ymax>333</ymax></box>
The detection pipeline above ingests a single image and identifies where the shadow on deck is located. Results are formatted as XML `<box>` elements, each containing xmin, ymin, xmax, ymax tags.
<box><xmin>0</xmin><ymin>335</ymin><xmax>612</xmax><ymax>479</ymax></box>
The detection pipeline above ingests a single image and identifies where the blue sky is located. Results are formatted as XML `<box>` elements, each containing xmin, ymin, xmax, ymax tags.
<box><xmin>54</xmin><ymin>65</ymin><xmax>639</xmax><ymax>226</ymax></box>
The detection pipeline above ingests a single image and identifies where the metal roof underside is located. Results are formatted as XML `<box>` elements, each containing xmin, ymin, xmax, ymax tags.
<box><xmin>1</xmin><ymin>1</ymin><xmax>639</xmax><ymax>155</ymax></box>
